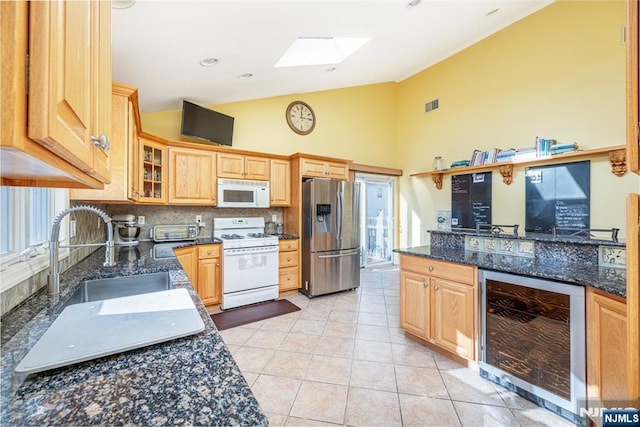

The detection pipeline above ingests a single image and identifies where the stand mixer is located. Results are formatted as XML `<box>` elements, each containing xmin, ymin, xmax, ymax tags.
<box><xmin>112</xmin><ymin>214</ymin><xmax>140</xmax><ymax>246</ymax></box>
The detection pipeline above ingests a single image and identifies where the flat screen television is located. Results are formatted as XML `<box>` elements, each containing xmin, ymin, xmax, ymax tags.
<box><xmin>180</xmin><ymin>100</ymin><xmax>234</xmax><ymax>146</ymax></box>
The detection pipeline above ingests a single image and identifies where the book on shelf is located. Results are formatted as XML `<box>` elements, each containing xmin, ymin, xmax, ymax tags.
<box><xmin>496</xmin><ymin>148</ymin><xmax>516</xmax><ymax>162</ymax></box>
<box><xmin>535</xmin><ymin>137</ymin><xmax>556</xmax><ymax>157</ymax></box>
<box><xmin>515</xmin><ymin>146</ymin><xmax>537</xmax><ymax>161</ymax></box>
<box><xmin>550</xmin><ymin>142</ymin><xmax>579</xmax><ymax>155</ymax></box>
<box><xmin>450</xmin><ymin>160</ymin><xmax>470</xmax><ymax>168</ymax></box>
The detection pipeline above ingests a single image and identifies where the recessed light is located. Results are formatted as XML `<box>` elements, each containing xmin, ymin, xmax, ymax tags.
<box><xmin>238</xmin><ymin>73</ymin><xmax>253</xmax><ymax>80</ymax></box>
<box><xmin>112</xmin><ymin>0</ymin><xmax>135</xmax><ymax>9</ymax></box>
<box><xmin>406</xmin><ymin>0</ymin><xmax>422</xmax><ymax>9</ymax></box>
<box><xmin>325</xmin><ymin>67</ymin><xmax>337</xmax><ymax>72</ymax></box>
<box><xmin>485</xmin><ymin>8</ymin><xmax>499</xmax><ymax>16</ymax></box>
<box><xmin>275</xmin><ymin>37</ymin><xmax>370</xmax><ymax>68</ymax></box>
<box><xmin>199</xmin><ymin>58</ymin><xmax>219</xmax><ymax>67</ymax></box>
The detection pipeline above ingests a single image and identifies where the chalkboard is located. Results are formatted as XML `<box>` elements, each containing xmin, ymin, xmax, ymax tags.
<box><xmin>525</xmin><ymin>161</ymin><xmax>590</xmax><ymax>234</ymax></box>
<box><xmin>451</xmin><ymin>172</ymin><xmax>492</xmax><ymax>229</ymax></box>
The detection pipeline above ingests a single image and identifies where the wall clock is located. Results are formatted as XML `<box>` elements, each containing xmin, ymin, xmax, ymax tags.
<box><xmin>286</xmin><ymin>101</ymin><xmax>315</xmax><ymax>135</ymax></box>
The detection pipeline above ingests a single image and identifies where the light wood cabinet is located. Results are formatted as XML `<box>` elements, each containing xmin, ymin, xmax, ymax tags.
<box><xmin>174</xmin><ymin>246</ymin><xmax>197</xmax><ymax>285</ymax></box>
<box><xmin>197</xmin><ymin>245</ymin><xmax>222</xmax><ymax>305</ymax></box>
<box><xmin>278</xmin><ymin>239</ymin><xmax>300</xmax><ymax>292</ymax></box>
<box><xmin>399</xmin><ymin>270</ymin><xmax>430</xmax><ymax>338</ymax></box>
<box><xmin>627</xmin><ymin>0</ymin><xmax>639</xmax><ymax>174</ymax></box>
<box><xmin>270</xmin><ymin>159</ymin><xmax>291</xmax><ymax>206</ymax></box>
<box><xmin>586</xmin><ymin>287</ymin><xmax>629</xmax><ymax>418</ymax></box>
<box><xmin>301</xmin><ymin>158</ymin><xmax>349</xmax><ymax>180</ymax></box>
<box><xmin>71</xmin><ymin>84</ymin><xmax>139</xmax><ymax>201</ymax></box>
<box><xmin>432</xmin><ymin>277</ymin><xmax>476</xmax><ymax>360</ymax></box>
<box><xmin>1</xmin><ymin>1</ymin><xmax>105</xmax><ymax>189</ymax></box>
<box><xmin>217</xmin><ymin>152</ymin><xmax>270</xmax><ymax>180</ymax></box>
<box><xmin>168</xmin><ymin>147</ymin><xmax>217</xmax><ymax>205</ymax></box>
<box><xmin>28</xmin><ymin>0</ymin><xmax>111</xmax><ymax>183</ymax></box>
<box><xmin>174</xmin><ymin>244</ymin><xmax>222</xmax><ymax>306</ymax></box>
<box><xmin>137</xmin><ymin>138</ymin><xmax>166</xmax><ymax>204</ymax></box>
<box><xmin>399</xmin><ymin>254</ymin><xmax>477</xmax><ymax>362</ymax></box>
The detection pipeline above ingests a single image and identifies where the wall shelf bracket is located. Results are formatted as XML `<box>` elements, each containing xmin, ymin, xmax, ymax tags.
<box><xmin>432</xmin><ymin>172</ymin><xmax>443</xmax><ymax>189</ymax></box>
<box><xmin>608</xmin><ymin>148</ymin><xmax>627</xmax><ymax>176</ymax></box>
<box><xmin>498</xmin><ymin>164</ymin><xmax>514</xmax><ymax>185</ymax></box>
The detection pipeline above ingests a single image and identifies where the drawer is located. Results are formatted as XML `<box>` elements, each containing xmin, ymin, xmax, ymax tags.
<box><xmin>279</xmin><ymin>267</ymin><xmax>299</xmax><ymax>291</ymax></box>
<box><xmin>279</xmin><ymin>239</ymin><xmax>299</xmax><ymax>252</ymax></box>
<box><xmin>198</xmin><ymin>244</ymin><xmax>221</xmax><ymax>259</ymax></box>
<box><xmin>400</xmin><ymin>255</ymin><xmax>476</xmax><ymax>285</ymax></box>
<box><xmin>279</xmin><ymin>250</ymin><xmax>298</xmax><ymax>268</ymax></box>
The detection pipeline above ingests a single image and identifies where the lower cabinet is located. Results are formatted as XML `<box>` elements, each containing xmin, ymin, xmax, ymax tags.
<box><xmin>399</xmin><ymin>254</ymin><xmax>477</xmax><ymax>362</ymax></box>
<box><xmin>278</xmin><ymin>239</ymin><xmax>299</xmax><ymax>292</ymax></box>
<box><xmin>198</xmin><ymin>245</ymin><xmax>222</xmax><ymax>305</ymax></box>
<box><xmin>586</xmin><ymin>286</ymin><xmax>629</xmax><ymax>418</ymax></box>
<box><xmin>174</xmin><ymin>244</ymin><xmax>221</xmax><ymax>306</ymax></box>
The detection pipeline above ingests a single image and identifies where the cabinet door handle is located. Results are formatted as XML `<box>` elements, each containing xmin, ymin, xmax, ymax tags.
<box><xmin>428</xmin><ymin>266</ymin><xmax>434</xmax><ymax>272</ymax></box>
<box><xmin>91</xmin><ymin>134</ymin><xmax>110</xmax><ymax>152</ymax></box>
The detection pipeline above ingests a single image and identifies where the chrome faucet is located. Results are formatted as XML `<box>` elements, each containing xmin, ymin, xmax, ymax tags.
<box><xmin>48</xmin><ymin>205</ymin><xmax>116</xmax><ymax>295</ymax></box>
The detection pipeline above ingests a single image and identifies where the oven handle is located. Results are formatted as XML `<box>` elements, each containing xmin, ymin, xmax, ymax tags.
<box><xmin>224</xmin><ymin>246</ymin><xmax>279</xmax><ymax>255</ymax></box>
<box><xmin>317</xmin><ymin>249</ymin><xmax>359</xmax><ymax>259</ymax></box>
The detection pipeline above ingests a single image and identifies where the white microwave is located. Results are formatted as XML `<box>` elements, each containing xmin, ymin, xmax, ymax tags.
<box><xmin>217</xmin><ymin>179</ymin><xmax>270</xmax><ymax>208</ymax></box>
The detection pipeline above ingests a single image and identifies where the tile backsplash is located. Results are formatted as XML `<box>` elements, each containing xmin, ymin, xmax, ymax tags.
<box><xmin>106</xmin><ymin>205</ymin><xmax>285</xmax><ymax>241</ymax></box>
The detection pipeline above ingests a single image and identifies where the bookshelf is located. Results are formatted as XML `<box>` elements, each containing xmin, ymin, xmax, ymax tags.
<box><xmin>410</xmin><ymin>145</ymin><xmax>626</xmax><ymax>189</ymax></box>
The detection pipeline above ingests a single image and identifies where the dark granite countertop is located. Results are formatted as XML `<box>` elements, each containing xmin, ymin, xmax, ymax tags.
<box><xmin>0</xmin><ymin>242</ymin><xmax>268</xmax><ymax>426</ymax></box>
<box><xmin>429</xmin><ymin>229</ymin><xmax>625</xmax><ymax>247</ymax></box>
<box><xmin>394</xmin><ymin>245</ymin><xmax>626</xmax><ymax>298</ymax></box>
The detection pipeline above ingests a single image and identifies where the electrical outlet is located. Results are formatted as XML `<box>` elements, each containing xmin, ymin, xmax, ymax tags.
<box><xmin>196</xmin><ymin>215</ymin><xmax>202</xmax><ymax>223</ymax></box>
<box><xmin>138</xmin><ymin>216</ymin><xmax>145</xmax><ymax>225</ymax></box>
<box><xmin>70</xmin><ymin>220</ymin><xmax>77</xmax><ymax>238</ymax></box>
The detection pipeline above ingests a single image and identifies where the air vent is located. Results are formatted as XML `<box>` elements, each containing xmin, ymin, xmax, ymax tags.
<box><xmin>425</xmin><ymin>99</ymin><xmax>439</xmax><ymax>113</ymax></box>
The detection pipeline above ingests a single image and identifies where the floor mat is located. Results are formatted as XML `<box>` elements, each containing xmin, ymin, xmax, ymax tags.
<box><xmin>211</xmin><ymin>299</ymin><xmax>301</xmax><ymax>331</ymax></box>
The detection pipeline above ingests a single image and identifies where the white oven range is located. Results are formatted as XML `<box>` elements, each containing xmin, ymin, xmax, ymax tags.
<box><xmin>213</xmin><ymin>217</ymin><xmax>279</xmax><ymax>310</ymax></box>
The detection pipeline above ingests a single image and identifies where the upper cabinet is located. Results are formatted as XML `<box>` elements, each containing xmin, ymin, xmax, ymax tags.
<box><xmin>0</xmin><ymin>1</ymin><xmax>109</xmax><ymax>189</ymax></box>
<box><xmin>168</xmin><ymin>147</ymin><xmax>217</xmax><ymax>205</ymax></box>
<box><xmin>300</xmin><ymin>157</ymin><xmax>349</xmax><ymax>180</ymax></box>
<box><xmin>270</xmin><ymin>159</ymin><xmax>291</xmax><ymax>206</ymax></box>
<box><xmin>217</xmin><ymin>152</ymin><xmax>270</xmax><ymax>180</ymax></box>
<box><xmin>71</xmin><ymin>83</ymin><xmax>139</xmax><ymax>202</ymax></box>
<box><xmin>137</xmin><ymin>137</ymin><xmax>166</xmax><ymax>204</ymax></box>
<box><xmin>28</xmin><ymin>0</ymin><xmax>112</xmax><ymax>183</ymax></box>
<box><xmin>627</xmin><ymin>0</ymin><xmax>639</xmax><ymax>175</ymax></box>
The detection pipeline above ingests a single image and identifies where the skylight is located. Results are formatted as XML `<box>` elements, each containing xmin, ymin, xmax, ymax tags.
<box><xmin>274</xmin><ymin>37</ymin><xmax>370</xmax><ymax>68</ymax></box>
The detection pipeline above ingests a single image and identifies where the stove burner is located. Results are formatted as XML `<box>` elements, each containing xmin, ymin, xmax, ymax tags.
<box><xmin>220</xmin><ymin>234</ymin><xmax>244</xmax><ymax>240</ymax></box>
<box><xmin>247</xmin><ymin>233</ymin><xmax>270</xmax><ymax>238</ymax></box>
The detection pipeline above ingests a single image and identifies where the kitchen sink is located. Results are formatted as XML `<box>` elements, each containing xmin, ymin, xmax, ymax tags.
<box><xmin>58</xmin><ymin>272</ymin><xmax>173</xmax><ymax>312</ymax></box>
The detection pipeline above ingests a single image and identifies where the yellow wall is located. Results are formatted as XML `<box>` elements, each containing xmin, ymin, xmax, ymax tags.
<box><xmin>397</xmin><ymin>0</ymin><xmax>638</xmax><ymax>246</ymax></box>
<box><xmin>142</xmin><ymin>0</ymin><xmax>638</xmax><ymax>244</ymax></box>
<box><xmin>142</xmin><ymin>82</ymin><xmax>399</xmax><ymax>168</ymax></box>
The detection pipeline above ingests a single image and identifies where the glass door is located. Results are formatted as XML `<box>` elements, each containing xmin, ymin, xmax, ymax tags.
<box><xmin>355</xmin><ymin>173</ymin><xmax>396</xmax><ymax>267</ymax></box>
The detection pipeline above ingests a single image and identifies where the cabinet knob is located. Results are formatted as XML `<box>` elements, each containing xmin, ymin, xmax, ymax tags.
<box><xmin>91</xmin><ymin>134</ymin><xmax>110</xmax><ymax>152</ymax></box>
<box><xmin>287</xmin><ymin>257</ymin><xmax>291</xmax><ymax>262</ymax></box>
<box><xmin>428</xmin><ymin>266</ymin><xmax>434</xmax><ymax>272</ymax></box>
<box><xmin>434</xmin><ymin>285</ymin><xmax>439</xmax><ymax>290</ymax></box>
<box><xmin>287</xmin><ymin>277</ymin><xmax>291</xmax><ymax>281</ymax></box>
<box><xmin>422</xmin><ymin>282</ymin><xmax>427</xmax><ymax>287</ymax></box>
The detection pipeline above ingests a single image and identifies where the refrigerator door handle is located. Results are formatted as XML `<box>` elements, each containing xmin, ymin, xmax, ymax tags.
<box><xmin>336</xmin><ymin>189</ymin><xmax>343</xmax><ymax>242</ymax></box>
<box><xmin>317</xmin><ymin>249</ymin><xmax>360</xmax><ymax>259</ymax></box>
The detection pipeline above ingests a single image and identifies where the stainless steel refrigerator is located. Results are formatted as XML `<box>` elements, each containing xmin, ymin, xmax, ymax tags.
<box><xmin>301</xmin><ymin>179</ymin><xmax>360</xmax><ymax>297</ymax></box>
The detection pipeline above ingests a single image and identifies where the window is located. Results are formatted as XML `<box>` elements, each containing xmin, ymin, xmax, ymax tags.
<box><xmin>0</xmin><ymin>187</ymin><xmax>68</xmax><ymax>268</ymax></box>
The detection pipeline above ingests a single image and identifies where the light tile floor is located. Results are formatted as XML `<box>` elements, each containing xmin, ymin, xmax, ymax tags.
<box><xmin>217</xmin><ymin>265</ymin><xmax>576</xmax><ymax>426</ymax></box>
